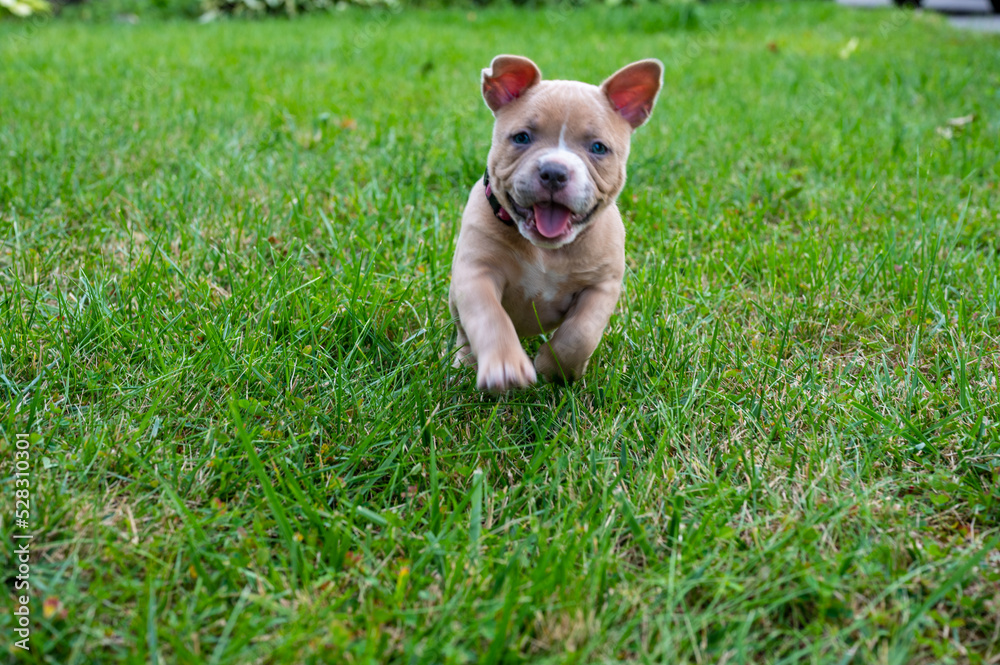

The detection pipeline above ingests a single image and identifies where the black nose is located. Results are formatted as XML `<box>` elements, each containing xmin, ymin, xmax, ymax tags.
<box><xmin>539</xmin><ymin>163</ymin><xmax>569</xmax><ymax>190</ymax></box>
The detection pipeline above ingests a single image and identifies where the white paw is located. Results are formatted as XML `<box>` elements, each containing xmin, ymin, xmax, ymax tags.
<box><xmin>476</xmin><ymin>350</ymin><xmax>537</xmax><ymax>392</ymax></box>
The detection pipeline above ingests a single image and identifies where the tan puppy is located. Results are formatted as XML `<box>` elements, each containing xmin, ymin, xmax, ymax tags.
<box><xmin>449</xmin><ymin>55</ymin><xmax>663</xmax><ymax>391</ymax></box>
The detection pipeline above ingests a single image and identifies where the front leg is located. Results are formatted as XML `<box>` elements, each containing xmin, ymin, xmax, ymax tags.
<box><xmin>534</xmin><ymin>281</ymin><xmax>621</xmax><ymax>384</ymax></box>
<box><xmin>451</xmin><ymin>272</ymin><xmax>537</xmax><ymax>392</ymax></box>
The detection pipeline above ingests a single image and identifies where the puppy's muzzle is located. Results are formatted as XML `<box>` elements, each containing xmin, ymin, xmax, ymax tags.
<box><xmin>539</xmin><ymin>162</ymin><xmax>570</xmax><ymax>192</ymax></box>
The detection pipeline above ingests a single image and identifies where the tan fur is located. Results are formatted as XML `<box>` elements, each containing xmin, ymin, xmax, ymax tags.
<box><xmin>449</xmin><ymin>55</ymin><xmax>662</xmax><ymax>391</ymax></box>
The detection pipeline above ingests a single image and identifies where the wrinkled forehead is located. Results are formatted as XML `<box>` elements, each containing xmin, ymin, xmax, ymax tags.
<box><xmin>494</xmin><ymin>80</ymin><xmax>630</xmax><ymax>138</ymax></box>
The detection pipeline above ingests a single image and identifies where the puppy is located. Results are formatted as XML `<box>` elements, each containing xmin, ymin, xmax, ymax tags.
<box><xmin>449</xmin><ymin>55</ymin><xmax>663</xmax><ymax>391</ymax></box>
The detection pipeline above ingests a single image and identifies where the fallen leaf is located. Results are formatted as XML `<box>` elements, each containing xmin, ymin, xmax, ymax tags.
<box><xmin>839</xmin><ymin>38</ymin><xmax>859</xmax><ymax>60</ymax></box>
<box><xmin>947</xmin><ymin>114</ymin><xmax>975</xmax><ymax>127</ymax></box>
<box><xmin>43</xmin><ymin>597</ymin><xmax>66</xmax><ymax>620</ymax></box>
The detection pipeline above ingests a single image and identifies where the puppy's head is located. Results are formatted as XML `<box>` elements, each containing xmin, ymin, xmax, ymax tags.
<box><xmin>482</xmin><ymin>55</ymin><xmax>662</xmax><ymax>249</ymax></box>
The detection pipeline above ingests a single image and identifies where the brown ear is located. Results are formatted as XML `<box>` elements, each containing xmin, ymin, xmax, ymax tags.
<box><xmin>601</xmin><ymin>59</ymin><xmax>663</xmax><ymax>130</ymax></box>
<box><xmin>482</xmin><ymin>55</ymin><xmax>542</xmax><ymax>113</ymax></box>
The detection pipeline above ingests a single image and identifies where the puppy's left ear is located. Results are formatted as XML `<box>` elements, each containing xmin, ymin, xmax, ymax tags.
<box><xmin>601</xmin><ymin>59</ymin><xmax>663</xmax><ymax>130</ymax></box>
<box><xmin>482</xmin><ymin>55</ymin><xmax>542</xmax><ymax>113</ymax></box>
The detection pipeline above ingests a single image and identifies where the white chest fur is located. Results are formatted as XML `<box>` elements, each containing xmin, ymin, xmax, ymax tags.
<box><xmin>518</xmin><ymin>256</ymin><xmax>568</xmax><ymax>305</ymax></box>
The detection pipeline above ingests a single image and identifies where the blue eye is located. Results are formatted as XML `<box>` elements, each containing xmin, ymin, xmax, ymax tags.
<box><xmin>512</xmin><ymin>131</ymin><xmax>531</xmax><ymax>145</ymax></box>
<box><xmin>590</xmin><ymin>141</ymin><xmax>609</xmax><ymax>155</ymax></box>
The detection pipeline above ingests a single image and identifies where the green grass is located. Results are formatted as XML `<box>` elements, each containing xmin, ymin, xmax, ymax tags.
<box><xmin>2</xmin><ymin>1</ymin><xmax>1000</xmax><ymax>662</ymax></box>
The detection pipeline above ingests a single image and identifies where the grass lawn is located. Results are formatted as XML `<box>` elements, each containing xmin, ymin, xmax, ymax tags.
<box><xmin>2</xmin><ymin>1</ymin><xmax>1000</xmax><ymax>662</ymax></box>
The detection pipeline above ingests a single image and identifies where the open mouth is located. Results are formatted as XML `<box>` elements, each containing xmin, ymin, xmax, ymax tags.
<box><xmin>532</xmin><ymin>203</ymin><xmax>574</xmax><ymax>239</ymax></box>
<box><xmin>512</xmin><ymin>201</ymin><xmax>597</xmax><ymax>241</ymax></box>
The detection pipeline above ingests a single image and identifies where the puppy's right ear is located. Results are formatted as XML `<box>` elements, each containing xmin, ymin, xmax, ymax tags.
<box><xmin>482</xmin><ymin>55</ymin><xmax>542</xmax><ymax>113</ymax></box>
<box><xmin>601</xmin><ymin>58</ymin><xmax>663</xmax><ymax>130</ymax></box>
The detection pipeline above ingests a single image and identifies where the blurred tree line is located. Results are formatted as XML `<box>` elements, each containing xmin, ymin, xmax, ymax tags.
<box><xmin>3</xmin><ymin>0</ymin><xmax>701</xmax><ymax>20</ymax></box>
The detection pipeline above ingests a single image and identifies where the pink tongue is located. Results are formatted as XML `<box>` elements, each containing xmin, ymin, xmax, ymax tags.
<box><xmin>533</xmin><ymin>203</ymin><xmax>572</xmax><ymax>238</ymax></box>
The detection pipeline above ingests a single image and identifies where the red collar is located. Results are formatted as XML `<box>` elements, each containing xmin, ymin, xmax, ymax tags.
<box><xmin>483</xmin><ymin>170</ymin><xmax>514</xmax><ymax>226</ymax></box>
